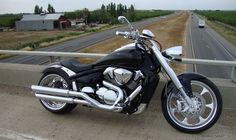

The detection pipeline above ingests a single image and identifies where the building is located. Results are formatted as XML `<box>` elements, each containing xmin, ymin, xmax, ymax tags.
<box><xmin>15</xmin><ymin>13</ymin><xmax>71</xmax><ymax>31</ymax></box>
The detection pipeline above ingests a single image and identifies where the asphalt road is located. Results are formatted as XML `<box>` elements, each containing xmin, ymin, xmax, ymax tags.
<box><xmin>0</xmin><ymin>13</ymin><xmax>178</xmax><ymax>65</ymax></box>
<box><xmin>0</xmin><ymin>84</ymin><xmax>235</xmax><ymax>140</ymax></box>
<box><xmin>188</xmin><ymin>14</ymin><xmax>236</xmax><ymax>79</ymax></box>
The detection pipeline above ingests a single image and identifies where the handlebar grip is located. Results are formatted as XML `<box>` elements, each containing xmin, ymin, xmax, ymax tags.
<box><xmin>116</xmin><ymin>31</ymin><xmax>130</xmax><ymax>36</ymax></box>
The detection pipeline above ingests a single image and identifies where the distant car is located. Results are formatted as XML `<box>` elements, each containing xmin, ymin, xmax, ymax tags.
<box><xmin>160</xmin><ymin>16</ymin><xmax>166</xmax><ymax>19</ymax></box>
<box><xmin>198</xmin><ymin>20</ymin><xmax>205</xmax><ymax>28</ymax></box>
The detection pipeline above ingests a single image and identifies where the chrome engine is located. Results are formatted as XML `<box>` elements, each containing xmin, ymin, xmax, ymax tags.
<box><xmin>100</xmin><ymin>67</ymin><xmax>143</xmax><ymax>104</ymax></box>
<box><xmin>81</xmin><ymin>67</ymin><xmax>144</xmax><ymax>105</ymax></box>
<box><xmin>103</xmin><ymin>67</ymin><xmax>133</xmax><ymax>85</ymax></box>
<box><xmin>96</xmin><ymin>87</ymin><xmax>118</xmax><ymax>105</ymax></box>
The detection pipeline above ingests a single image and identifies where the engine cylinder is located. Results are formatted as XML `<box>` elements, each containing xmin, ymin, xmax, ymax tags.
<box><xmin>96</xmin><ymin>87</ymin><xmax>118</xmax><ymax>105</ymax></box>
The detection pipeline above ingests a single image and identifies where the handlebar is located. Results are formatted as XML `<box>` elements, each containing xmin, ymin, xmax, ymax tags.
<box><xmin>115</xmin><ymin>31</ymin><xmax>131</xmax><ymax>37</ymax></box>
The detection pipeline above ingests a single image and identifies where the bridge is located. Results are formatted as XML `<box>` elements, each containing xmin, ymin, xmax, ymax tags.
<box><xmin>0</xmin><ymin>12</ymin><xmax>236</xmax><ymax>140</ymax></box>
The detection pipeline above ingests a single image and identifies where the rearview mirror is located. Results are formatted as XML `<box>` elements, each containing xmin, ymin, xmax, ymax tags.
<box><xmin>117</xmin><ymin>16</ymin><xmax>134</xmax><ymax>30</ymax></box>
<box><xmin>164</xmin><ymin>46</ymin><xmax>183</xmax><ymax>57</ymax></box>
<box><xmin>118</xmin><ymin>16</ymin><xmax>127</xmax><ymax>24</ymax></box>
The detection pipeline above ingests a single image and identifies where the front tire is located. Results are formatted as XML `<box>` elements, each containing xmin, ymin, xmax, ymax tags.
<box><xmin>162</xmin><ymin>78</ymin><xmax>222</xmax><ymax>133</ymax></box>
<box><xmin>38</xmin><ymin>72</ymin><xmax>77</xmax><ymax>114</ymax></box>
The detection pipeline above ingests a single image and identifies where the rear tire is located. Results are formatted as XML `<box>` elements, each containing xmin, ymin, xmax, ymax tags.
<box><xmin>162</xmin><ymin>78</ymin><xmax>222</xmax><ymax>133</ymax></box>
<box><xmin>38</xmin><ymin>71</ymin><xmax>77</xmax><ymax>114</ymax></box>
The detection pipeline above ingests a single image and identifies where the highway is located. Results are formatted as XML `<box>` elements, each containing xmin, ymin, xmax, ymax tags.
<box><xmin>0</xmin><ymin>13</ymin><xmax>178</xmax><ymax>65</ymax></box>
<box><xmin>1</xmin><ymin>12</ymin><xmax>236</xmax><ymax>79</ymax></box>
<box><xmin>188</xmin><ymin>14</ymin><xmax>236</xmax><ymax>79</ymax></box>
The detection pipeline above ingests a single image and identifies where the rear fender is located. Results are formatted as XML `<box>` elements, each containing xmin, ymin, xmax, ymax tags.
<box><xmin>42</xmin><ymin>64</ymin><xmax>76</xmax><ymax>77</ymax></box>
<box><xmin>41</xmin><ymin>64</ymin><xmax>77</xmax><ymax>90</ymax></box>
<box><xmin>161</xmin><ymin>72</ymin><xmax>207</xmax><ymax>101</ymax></box>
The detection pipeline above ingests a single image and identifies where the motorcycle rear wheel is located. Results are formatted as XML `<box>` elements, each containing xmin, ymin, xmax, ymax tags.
<box><xmin>38</xmin><ymin>72</ymin><xmax>77</xmax><ymax>114</ymax></box>
<box><xmin>162</xmin><ymin>78</ymin><xmax>222</xmax><ymax>133</ymax></box>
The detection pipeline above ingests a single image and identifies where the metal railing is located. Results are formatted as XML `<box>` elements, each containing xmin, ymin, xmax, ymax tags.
<box><xmin>0</xmin><ymin>50</ymin><xmax>236</xmax><ymax>82</ymax></box>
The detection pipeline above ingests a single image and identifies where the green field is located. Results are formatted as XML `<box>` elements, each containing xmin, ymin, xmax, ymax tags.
<box><xmin>195</xmin><ymin>10</ymin><xmax>236</xmax><ymax>27</ymax></box>
<box><xmin>133</xmin><ymin>10</ymin><xmax>173</xmax><ymax>21</ymax></box>
<box><xmin>0</xmin><ymin>14</ymin><xmax>22</xmax><ymax>27</ymax></box>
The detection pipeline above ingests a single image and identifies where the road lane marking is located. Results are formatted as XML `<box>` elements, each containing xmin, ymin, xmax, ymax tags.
<box><xmin>0</xmin><ymin>128</ymin><xmax>48</xmax><ymax>140</ymax></box>
<box><xmin>189</xmin><ymin>14</ymin><xmax>197</xmax><ymax>72</ymax></box>
<box><xmin>205</xmin><ymin>25</ymin><xmax>235</xmax><ymax>60</ymax></box>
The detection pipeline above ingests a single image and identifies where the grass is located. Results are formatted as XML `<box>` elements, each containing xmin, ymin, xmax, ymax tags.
<box><xmin>80</xmin><ymin>12</ymin><xmax>189</xmax><ymax>74</ymax></box>
<box><xmin>0</xmin><ymin>30</ymin><xmax>82</xmax><ymax>50</ymax></box>
<box><xmin>0</xmin><ymin>24</ymin><xmax>116</xmax><ymax>51</ymax></box>
<box><xmin>134</xmin><ymin>10</ymin><xmax>173</xmax><ymax>21</ymax></box>
<box><xmin>195</xmin><ymin>10</ymin><xmax>236</xmax><ymax>27</ymax></box>
<box><xmin>0</xmin><ymin>24</ymin><xmax>118</xmax><ymax>59</ymax></box>
<box><xmin>0</xmin><ymin>14</ymin><xmax>21</xmax><ymax>27</ymax></box>
<box><xmin>206</xmin><ymin>21</ymin><xmax>236</xmax><ymax>47</ymax></box>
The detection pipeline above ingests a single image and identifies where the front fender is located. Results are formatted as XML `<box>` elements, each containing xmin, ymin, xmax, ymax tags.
<box><xmin>161</xmin><ymin>72</ymin><xmax>207</xmax><ymax>101</ymax></box>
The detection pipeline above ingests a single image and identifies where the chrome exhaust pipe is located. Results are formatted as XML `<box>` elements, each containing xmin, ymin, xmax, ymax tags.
<box><xmin>31</xmin><ymin>81</ymin><xmax>123</xmax><ymax>112</ymax></box>
<box><xmin>35</xmin><ymin>94</ymin><xmax>92</xmax><ymax>106</ymax></box>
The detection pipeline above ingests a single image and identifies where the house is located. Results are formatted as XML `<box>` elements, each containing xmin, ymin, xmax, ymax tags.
<box><xmin>15</xmin><ymin>13</ymin><xmax>71</xmax><ymax>31</ymax></box>
<box><xmin>0</xmin><ymin>27</ymin><xmax>9</xmax><ymax>32</ymax></box>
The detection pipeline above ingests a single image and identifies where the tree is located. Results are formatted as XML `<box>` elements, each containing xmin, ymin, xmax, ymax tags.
<box><xmin>34</xmin><ymin>5</ymin><xmax>43</xmax><ymax>14</ymax></box>
<box><xmin>47</xmin><ymin>4</ymin><xmax>55</xmax><ymax>13</ymax></box>
<box><xmin>117</xmin><ymin>3</ymin><xmax>124</xmax><ymax>16</ymax></box>
<box><xmin>82</xmin><ymin>8</ymin><xmax>90</xmax><ymax>24</ymax></box>
<box><xmin>34</xmin><ymin>5</ymin><xmax>40</xmax><ymax>14</ymax></box>
<box><xmin>101</xmin><ymin>4</ymin><xmax>106</xmax><ymax>11</ymax></box>
<box><xmin>39</xmin><ymin>6</ymin><xmax>43</xmax><ymax>14</ymax></box>
<box><xmin>128</xmin><ymin>4</ymin><xmax>136</xmax><ymax>21</ymax></box>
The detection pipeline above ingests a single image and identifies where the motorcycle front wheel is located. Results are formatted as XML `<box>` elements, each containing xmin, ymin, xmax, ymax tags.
<box><xmin>162</xmin><ymin>78</ymin><xmax>222</xmax><ymax>133</ymax></box>
<box><xmin>38</xmin><ymin>72</ymin><xmax>77</xmax><ymax>114</ymax></box>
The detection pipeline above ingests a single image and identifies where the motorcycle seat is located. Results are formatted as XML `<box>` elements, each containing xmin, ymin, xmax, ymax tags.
<box><xmin>60</xmin><ymin>59</ymin><xmax>92</xmax><ymax>73</ymax></box>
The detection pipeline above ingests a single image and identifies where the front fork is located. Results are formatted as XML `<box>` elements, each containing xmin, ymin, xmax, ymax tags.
<box><xmin>151</xmin><ymin>41</ymin><xmax>193</xmax><ymax>106</ymax></box>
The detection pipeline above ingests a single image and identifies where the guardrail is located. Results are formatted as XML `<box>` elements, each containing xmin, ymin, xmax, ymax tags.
<box><xmin>0</xmin><ymin>50</ymin><xmax>236</xmax><ymax>82</ymax></box>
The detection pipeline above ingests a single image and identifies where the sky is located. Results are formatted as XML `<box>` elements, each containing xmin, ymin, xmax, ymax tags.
<box><xmin>0</xmin><ymin>0</ymin><xmax>236</xmax><ymax>14</ymax></box>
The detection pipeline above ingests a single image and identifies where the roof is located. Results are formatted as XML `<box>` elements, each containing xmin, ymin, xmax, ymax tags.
<box><xmin>21</xmin><ymin>13</ymin><xmax>64</xmax><ymax>21</ymax></box>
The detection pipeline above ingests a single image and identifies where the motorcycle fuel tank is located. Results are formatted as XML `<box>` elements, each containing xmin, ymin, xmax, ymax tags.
<box><xmin>95</xmin><ymin>45</ymin><xmax>144</xmax><ymax>68</ymax></box>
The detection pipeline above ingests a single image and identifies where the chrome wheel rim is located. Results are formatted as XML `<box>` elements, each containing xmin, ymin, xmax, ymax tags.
<box><xmin>39</xmin><ymin>74</ymin><xmax>67</xmax><ymax>111</ymax></box>
<box><xmin>167</xmin><ymin>80</ymin><xmax>218</xmax><ymax>129</ymax></box>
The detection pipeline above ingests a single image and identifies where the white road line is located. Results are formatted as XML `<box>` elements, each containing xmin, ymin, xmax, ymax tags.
<box><xmin>205</xmin><ymin>28</ymin><xmax>235</xmax><ymax>60</ymax></box>
<box><xmin>0</xmin><ymin>128</ymin><xmax>49</xmax><ymax>140</ymax></box>
<box><xmin>189</xmin><ymin>15</ymin><xmax>197</xmax><ymax>72</ymax></box>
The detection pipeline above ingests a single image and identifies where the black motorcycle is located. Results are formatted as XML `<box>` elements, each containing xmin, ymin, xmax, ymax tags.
<box><xmin>32</xmin><ymin>16</ymin><xmax>222</xmax><ymax>133</ymax></box>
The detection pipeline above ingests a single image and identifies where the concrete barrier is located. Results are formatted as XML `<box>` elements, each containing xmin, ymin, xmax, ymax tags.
<box><xmin>0</xmin><ymin>63</ymin><xmax>44</xmax><ymax>87</ymax></box>
<box><xmin>0</xmin><ymin>63</ymin><xmax>235</xmax><ymax>109</ymax></box>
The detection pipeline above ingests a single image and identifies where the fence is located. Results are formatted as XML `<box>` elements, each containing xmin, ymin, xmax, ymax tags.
<box><xmin>0</xmin><ymin>50</ymin><xmax>236</xmax><ymax>82</ymax></box>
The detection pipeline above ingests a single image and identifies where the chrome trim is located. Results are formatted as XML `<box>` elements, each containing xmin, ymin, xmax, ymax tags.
<box><xmin>115</xmin><ymin>43</ymin><xmax>136</xmax><ymax>52</ymax></box>
<box><xmin>150</xmin><ymin>40</ymin><xmax>193</xmax><ymax>105</ymax></box>
<box><xmin>142</xmin><ymin>29</ymin><xmax>155</xmax><ymax>38</ymax></box>
<box><xmin>113</xmin><ymin>68</ymin><xmax>133</xmax><ymax>85</ymax></box>
<box><xmin>103</xmin><ymin>67</ymin><xmax>116</xmax><ymax>78</ymax></box>
<box><xmin>35</xmin><ymin>94</ymin><xmax>92</xmax><ymax>106</ymax></box>
<box><xmin>61</xmin><ymin>66</ymin><xmax>76</xmax><ymax>76</ymax></box>
<box><xmin>48</xmin><ymin>64</ymin><xmax>61</xmax><ymax>68</ymax></box>
<box><xmin>72</xmin><ymin>81</ymin><xmax>78</xmax><ymax>91</ymax></box>
<box><xmin>133</xmin><ymin>103</ymin><xmax>147</xmax><ymax>115</ymax></box>
<box><xmin>31</xmin><ymin>80</ymin><xmax>124</xmax><ymax>112</ymax></box>
<box><xmin>81</xmin><ymin>87</ymin><xmax>94</xmax><ymax>94</ymax></box>
<box><xmin>164</xmin><ymin>46</ymin><xmax>183</xmax><ymax>57</ymax></box>
<box><xmin>126</xmin><ymin>85</ymin><xmax>142</xmax><ymax>102</ymax></box>
<box><xmin>134</xmin><ymin>70</ymin><xmax>144</xmax><ymax>81</ymax></box>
